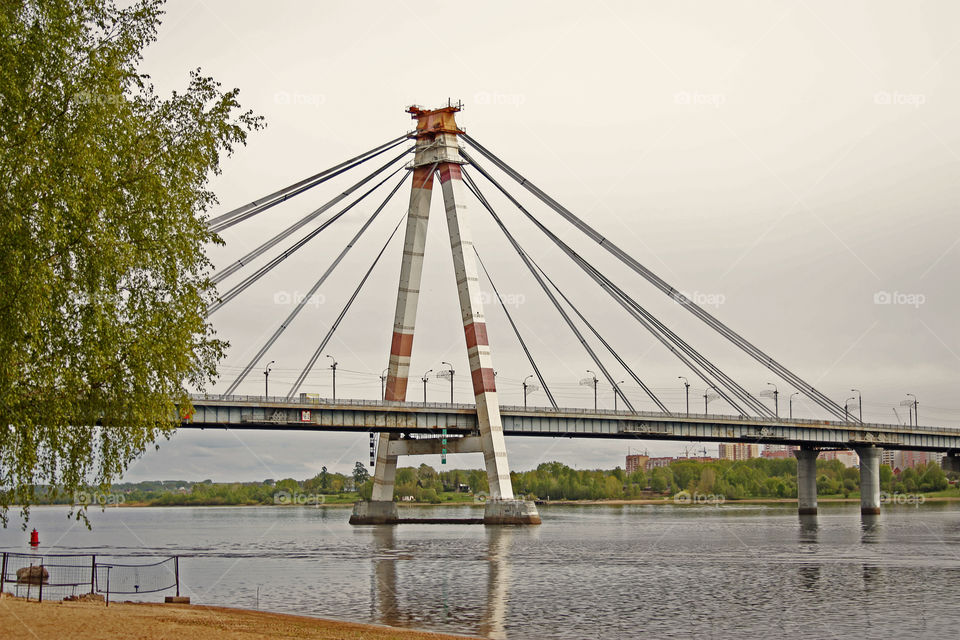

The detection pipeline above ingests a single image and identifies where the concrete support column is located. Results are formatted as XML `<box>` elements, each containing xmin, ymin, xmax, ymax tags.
<box><xmin>943</xmin><ymin>452</ymin><xmax>960</xmax><ymax>474</ymax></box>
<box><xmin>794</xmin><ymin>447</ymin><xmax>819</xmax><ymax>515</ymax></box>
<box><xmin>856</xmin><ymin>446</ymin><xmax>882</xmax><ymax>515</ymax></box>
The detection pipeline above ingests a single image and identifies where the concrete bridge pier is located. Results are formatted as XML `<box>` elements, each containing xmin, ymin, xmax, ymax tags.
<box><xmin>794</xmin><ymin>447</ymin><xmax>819</xmax><ymax>515</ymax></box>
<box><xmin>856</xmin><ymin>446</ymin><xmax>882</xmax><ymax>515</ymax></box>
<box><xmin>943</xmin><ymin>452</ymin><xmax>960</xmax><ymax>474</ymax></box>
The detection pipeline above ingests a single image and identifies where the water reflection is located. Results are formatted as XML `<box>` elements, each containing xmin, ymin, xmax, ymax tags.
<box><xmin>371</xmin><ymin>527</ymin><xmax>398</xmax><ymax>624</ymax></box>
<box><xmin>798</xmin><ymin>514</ymin><xmax>819</xmax><ymax>544</ymax></box>
<box><xmin>370</xmin><ymin>526</ymin><xmax>515</xmax><ymax>639</ymax></box>
<box><xmin>860</xmin><ymin>514</ymin><xmax>882</xmax><ymax>543</ymax></box>
<box><xmin>480</xmin><ymin>527</ymin><xmax>513</xmax><ymax>640</ymax></box>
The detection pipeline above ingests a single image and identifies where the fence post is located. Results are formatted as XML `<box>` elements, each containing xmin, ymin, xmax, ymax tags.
<box><xmin>1</xmin><ymin>552</ymin><xmax>6</xmax><ymax>594</ymax></box>
<box><xmin>90</xmin><ymin>555</ymin><xmax>96</xmax><ymax>594</ymax></box>
<box><xmin>38</xmin><ymin>560</ymin><xmax>43</xmax><ymax>603</ymax></box>
<box><xmin>174</xmin><ymin>556</ymin><xmax>180</xmax><ymax>597</ymax></box>
<box><xmin>105</xmin><ymin>566</ymin><xmax>110</xmax><ymax>607</ymax></box>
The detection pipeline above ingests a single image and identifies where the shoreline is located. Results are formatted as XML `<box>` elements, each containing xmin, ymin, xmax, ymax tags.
<box><xmin>21</xmin><ymin>495</ymin><xmax>960</xmax><ymax>509</ymax></box>
<box><xmin>0</xmin><ymin>595</ymin><xmax>475</xmax><ymax>640</ymax></box>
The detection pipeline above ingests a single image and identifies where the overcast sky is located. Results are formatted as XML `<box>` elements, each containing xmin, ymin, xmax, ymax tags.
<box><xmin>123</xmin><ymin>0</ymin><xmax>959</xmax><ymax>483</ymax></box>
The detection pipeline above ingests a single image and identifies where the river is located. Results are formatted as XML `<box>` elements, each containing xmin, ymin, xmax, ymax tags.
<box><xmin>2</xmin><ymin>503</ymin><xmax>959</xmax><ymax>638</ymax></box>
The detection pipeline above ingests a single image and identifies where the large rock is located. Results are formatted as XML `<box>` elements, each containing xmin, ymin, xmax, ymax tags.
<box><xmin>16</xmin><ymin>565</ymin><xmax>49</xmax><ymax>585</ymax></box>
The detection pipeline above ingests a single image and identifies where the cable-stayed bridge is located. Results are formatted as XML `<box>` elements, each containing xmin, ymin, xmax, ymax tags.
<box><xmin>200</xmin><ymin>102</ymin><xmax>959</xmax><ymax>523</ymax></box>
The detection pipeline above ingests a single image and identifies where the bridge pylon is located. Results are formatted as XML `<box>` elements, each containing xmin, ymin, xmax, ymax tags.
<box><xmin>350</xmin><ymin>102</ymin><xmax>540</xmax><ymax>525</ymax></box>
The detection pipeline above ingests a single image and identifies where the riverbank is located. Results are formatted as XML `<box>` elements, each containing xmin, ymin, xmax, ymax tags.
<box><xmin>0</xmin><ymin>595</ymin><xmax>473</xmax><ymax>640</ymax></box>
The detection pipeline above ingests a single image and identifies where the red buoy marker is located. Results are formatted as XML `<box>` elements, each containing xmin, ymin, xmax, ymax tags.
<box><xmin>29</xmin><ymin>528</ymin><xmax>39</xmax><ymax>547</ymax></box>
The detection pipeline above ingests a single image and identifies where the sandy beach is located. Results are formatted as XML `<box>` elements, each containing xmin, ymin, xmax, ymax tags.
<box><xmin>0</xmin><ymin>595</ymin><xmax>473</xmax><ymax>640</ymax></box>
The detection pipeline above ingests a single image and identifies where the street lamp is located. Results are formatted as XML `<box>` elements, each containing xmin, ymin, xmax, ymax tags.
<box><xmin>851</xmin><ymin>388</ymin><xmax>862</xmax><ymax>422</ymax></box>
<box><xmin>263</xmin><ymin>360</ymin><xmax>275</xmax><ymax>398</ymax></box>
<box><xmin>844</xmin><ymin>396</ymin><xmax>856</xmax><ymax>422</ymax></box>
<box><xmin>789</xmin><ymin>392</ymin><xmax>799</xmax><ymax>420</ymax></box>
<box><xmin>380</xmin><ymin>368</ymin><xmax>388</xmax><ymax>401</ymax></box>
<box><xmin>613</xmin><ymin>380</ymin><xmax>625</xmax><ymax>412</ymax></box>
<box><xmin>326</xmin><ymin>355</ymin><xmax>338</xmax><ymax>401</ymax></box>
<box><xmin>678</xmin><ymin>376</ymin><xmax>690</xmax><ymax>416</ymax></box>
<box><xmin>907</xmin><ymin>393</ymin><xmax>918</xmax><ymax>426</ymax></box>
<box><xmin>523</xmin><ymin>375</ymin><xmax>535</xmax><ymax>410</ymax></box>
<box><xmin>421</xmin><ymin>369</ymin><xmax>433</xmax><ymax>403</ymax></box>
<box><xmin>703</xmin><ymin>387</ymin><xmax>719</xmax><ymax>414</ymax></box>
<box><xmin>766</xmin><ymin>382</ymin><xmax>779</xmax><ymax>418</ymax></box>
<box><xmin>585</xmin><ymin>370</ymin><xmax>598</xmax><ymax>411</ymax></box>
<box><xmin>441</xmin><ymin>361</ymin><xmax>454</xmax><ymax>403</ymax></box>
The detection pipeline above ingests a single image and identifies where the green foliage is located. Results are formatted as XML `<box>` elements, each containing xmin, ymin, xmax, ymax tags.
<box><xmin>0</xmin><ymin>0</ymin><xmax>262</xmax><ymax>525</ymax></box>
<box><xmin>352</xmin><ymin>461</ymin><xmax>370</xmax><ymax>487</ymax></box>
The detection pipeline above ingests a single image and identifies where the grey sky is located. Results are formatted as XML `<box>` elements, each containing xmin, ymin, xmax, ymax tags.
<box><xmin>124</xmin><ymin>0</ymin><xmax>959</xmax><ymax>482</ymax></box>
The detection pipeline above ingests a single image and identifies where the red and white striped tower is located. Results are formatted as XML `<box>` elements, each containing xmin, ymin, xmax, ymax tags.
<box><xmin>353</xmin><ymin>103</ymin><xmax>539</xmax><ymax>524</ymax></box>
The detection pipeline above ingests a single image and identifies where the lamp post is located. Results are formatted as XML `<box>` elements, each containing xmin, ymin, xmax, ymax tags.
<box><xmin>380</xmin><ymin>368</ymin><xmax>388</xmax><ymax>401</ymax></box>
<box><xmin>844</xmin><ymin>396</ymin><xmax>856</xmax><ymax>422</ymax></box>
<box><xmin>263</xmin><ymin>360</ymin><xmax>275</xmax><ymax>398</ymax></box>
<box><xmin>326</xmin><ymin>355</ymin><xmax>337</xmax><ymax>401</ymax></box>
<box><xmin>613</xmin><ymin>380</ymin><xmax>625</xmax><ymax>412</ymax></box>
<box><xmin>789</xmin><ymin>392</ymin><xmax>799</xmax><ymax>419</ymax></box>
<box><xmin>441</xmin><ymin>361</ymin><xmax>454</xmax><ymax>403</ymax></box>
<box><xmin>523</xmin><ymin>375</ymin><xmax>534</xmax><ymax>410</ymax></box>
<box><xmin>421</xmin><ymin>369</ymin><xmax>433</xmax><ymax>403</ymax></box>
<box><xmin>703</xmin><ymin>387</ymin><xmax>718</xmax><ymax>414</ymax></box>
<box><xmin>678</xmin><ymin>376</ymin><xmax>690</xmax><ymax>416</ymax></box>
<box><xmin>766</xmin><ymin>382</ymin><xmax>779</xmax><ymax>418</ymax></box>
<box><xmin>586</xmin><ymin>370</ymin><xmax>598</xmax><ymax>411</ymax></box>
<box><xmin>851</xmin><ymin>388</ymin><xmax>862</xmax><ymax>422</ymax></box>
<box><xmin>907</xmin><ymin>393</ymin><xmax>918</xmax><ymax>426</ymax></box>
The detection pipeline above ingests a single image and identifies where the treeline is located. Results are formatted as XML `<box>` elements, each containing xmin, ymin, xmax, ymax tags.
<box><xmin>30</xmin><ymin>458</ymin><xmax>954</xmax><ymax>506</ymax></box>
<box><xmin>508</xmin><ymin>458</ymin><xmax>950</xmax><ymax>500</ymax></box>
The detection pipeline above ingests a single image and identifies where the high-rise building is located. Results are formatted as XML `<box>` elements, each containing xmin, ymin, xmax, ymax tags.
<box><xmin>626</xmin><ymin>454</ymin><xmax>649</xmax><ymax>475</ymax></box>
<box><xmin>718</xmin><ymin>443</ymin><xmax>759</xmax><ymax>461</ymax></box>
<box><xmin>819</xmin><ymin>449</ymin><xmax>859</xmax><ymax>468</ymax></box>
<box><xmin>762</xmin><ymin>444</ymin><xmax>798</xmax><ymax>459</ymax></box>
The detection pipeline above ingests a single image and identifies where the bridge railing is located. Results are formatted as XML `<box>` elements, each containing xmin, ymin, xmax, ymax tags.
<box><xmin>189</xmin><ymin>394</ymin><xmax>957</xmax><ymax>435</ymax></box>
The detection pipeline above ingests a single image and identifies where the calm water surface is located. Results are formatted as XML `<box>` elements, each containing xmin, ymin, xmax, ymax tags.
<box><xmin>3</xmin><ymin>503</ymin><xmax>960</xmax><ymax>639</ymax></box>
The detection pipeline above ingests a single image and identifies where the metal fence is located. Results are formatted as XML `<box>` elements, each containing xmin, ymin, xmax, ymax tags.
<box><xmin>0</xmin><ymin>552</ymin><xmax>180</xmax><ymax>604</ymax></box>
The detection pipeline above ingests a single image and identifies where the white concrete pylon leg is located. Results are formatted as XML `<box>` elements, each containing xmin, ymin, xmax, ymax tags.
<box><xmin>370</xmin><ymin>163</ymin><xmax>436</xmax><ymax>503</ymax></box>
<box><xmin>438</xmin><ymin>163</ymin><xmax>514</xmax><ymax>500</ymax></box>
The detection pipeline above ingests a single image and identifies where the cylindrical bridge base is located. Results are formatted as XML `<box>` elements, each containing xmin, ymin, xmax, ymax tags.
<box><xmin>349</xmin><ymin>500</ymin><xmax>399</xmax><ymax>525</ymax></box>
<box><xmin>483</xmin><ymin>500</ymin><xmax>541</xmax><ymax>525</ymax></box>
<box><xmin>856</xmin><ymin>447</ymin><xmax>882</xmax><ymax>515</ymax></box>
<box><xmin>795</xmin><ymin>447</ymin><xmax>820</xmax><ymax>515</ymax></box>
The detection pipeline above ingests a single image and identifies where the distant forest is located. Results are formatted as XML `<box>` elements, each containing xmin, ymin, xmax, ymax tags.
<box><xmin>29</xmin><ymin>458</ymin><xmax>954</xmax><ymax>507</ymax></box>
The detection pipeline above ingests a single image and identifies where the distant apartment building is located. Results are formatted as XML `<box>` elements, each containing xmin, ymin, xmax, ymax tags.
<box><xmin>762</xmin><ymin>444</ymin><xmax>798</xmax><ymax>459</ymax></box>
<box><xmin>884</xmin><ymin>449</ymin><xmax>942</xmax><ymax>472</ymax></box>
<box><xmin>645</xmin><ymin>457</ymin><xmax>674</xmax><ymax>469</ymax></box>
<box><xmin>819</xmin><ymin>449</ymin><xmax>859</xmax><ymax>468</ymax></box>
<box><xmin>718</xmin><ymin>443</ymin><xmax>759</xmax><ymax>461</ymax></box>
<box><xmin>626</xmin><ymin>454</ymin><xmax>649</xmax><ymax>475</ymax></box>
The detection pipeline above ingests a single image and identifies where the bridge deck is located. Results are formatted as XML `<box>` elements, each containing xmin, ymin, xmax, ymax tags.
<box><xmin>183</xmin><ymin>395</ymin><xmax>960</xmax><ymax>453</ymax></box>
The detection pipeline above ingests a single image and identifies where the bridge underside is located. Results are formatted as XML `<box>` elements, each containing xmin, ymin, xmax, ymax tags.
<box><xmin>184</xmin><ymin>398</ymin><xmax>960</xmax><ymax>453</ymax></box>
